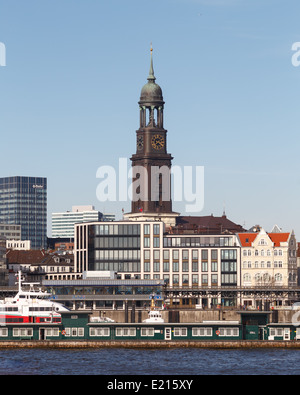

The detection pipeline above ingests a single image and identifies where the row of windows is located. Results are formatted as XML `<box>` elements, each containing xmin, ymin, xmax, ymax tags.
<box><xmin>90</xmin><ymin>327</ymin><xmax>239</xmax><ymax>337</ymax></box>
<box><xmin>92</xmin><ymin>249</ymin><xmax>236</xmax><ymax>264</ymax></box>
<box><xmin>94</xmin><ymin>237</ymin><xmax>140</xmax><ymax>249</ymax></box>
<box><xmin>94</xmin><ymin>224</ymin><xmax>140</xmax><ymax>236</ymax></box>
<box><xmin>151</xmin><ymin>249</ymin><xmax>219</xmax><ymax>261</ymax></box>
<box><xmin>163</xmin><ymin>237</ymin><xmax>235</xmax><ymax>248</ymax></box>
<box><xmin>0</xmin><ymin>328</ymin><xmax>59</xmax><ymax>338</ymax></box>
<box><xmin>243</xmin><ymin>273</ymin><xmax>297</xmax><ymax>282</ymax></box>
<box><xmin>163</xmin><ymin>273</ymin><xmax>237</xmax><ymax>286</ymax></box>
<box><xmin>243</xmin><ymin>261</ymin><xmax>283</xmax><ymax>268</ymax></box>
<box><xmin>92</xmin><ymin>261</ymin><xmax>141</xmax><ymax>272</ymax></box>
<box><xmin>95</xmin><ymin>249</ymin><xmax>141</xmax><ymax>260</ymax></box>
<box><xmin>243</xmin><ymin>249</ymin><xmax>283</xmax><ymax>256</ymax></box>
<box><xmin>144</xmin><ymin>261</ymin><xmax>219</xmax><ymax>273</ymax></box>
<box><xmin>49</xmin><ymin>285</ymin><xmax>158</xmax><ymax>296</ymax></box>
<box><xmin>64</xmin><ymin>327</ymin><xmax>85</xmax><ymax>337</ymax></box>
<box><xmin>0</xmin><ymin>326</ymin><xmax>240</xmax><ymax>338</ymax></box>
<box><xmin>29</xmin><ymin>307</ymin><xmax>54</xmax><ymax>312</ymax></box>
<box><xmin>243</xmin><ymin>273</ymin><xmax>284</xmax><ymax>282</ymax></box>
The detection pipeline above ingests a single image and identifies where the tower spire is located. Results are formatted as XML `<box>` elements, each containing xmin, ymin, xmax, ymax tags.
<box><xmin>148</xmin><ymin>43</ymin><xmax>156</xmax><ymax>82</ymax></box>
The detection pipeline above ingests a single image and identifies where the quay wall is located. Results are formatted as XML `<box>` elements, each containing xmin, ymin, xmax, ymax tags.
<box><xmin>97</xmin><ymin>309</ymin><xmax>294</xmax><ymax>323</ymax></box>
<box><xmin>1</xmin><ymin>340</ymin><xmax>300</xmax><ymax>349</ymax></box>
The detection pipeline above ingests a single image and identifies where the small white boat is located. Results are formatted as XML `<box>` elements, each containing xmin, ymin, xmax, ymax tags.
<box><xmin>143</xmin><ymin>309</ymin><xmax>164</xmax><ymax>323</ymax></box>
<box><xmin>143</xmin><ymin>296</ymin><xmax>164</xmax><ymax>323</ymax></box>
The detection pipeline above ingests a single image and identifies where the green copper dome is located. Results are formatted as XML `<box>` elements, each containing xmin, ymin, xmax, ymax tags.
<box><xmin>139</xmin><ymin>48</ymin><xmax>164</xmax><ymax>105</ymax></box>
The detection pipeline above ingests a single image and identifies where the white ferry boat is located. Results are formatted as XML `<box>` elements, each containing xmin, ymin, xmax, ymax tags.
<box><xmin>0</xmin><ymin>272</ymin><xmax>69</xmax><ymax>324</ymax></box>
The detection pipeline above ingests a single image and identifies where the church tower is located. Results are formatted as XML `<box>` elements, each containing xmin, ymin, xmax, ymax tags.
<box><xmin>124</xmin><ymin>48</ymin><xmax>179</xmax><ymax>227</ymax></box>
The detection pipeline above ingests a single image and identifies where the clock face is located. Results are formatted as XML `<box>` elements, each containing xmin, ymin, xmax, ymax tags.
<box><xmin>151</xmin><ymin>134</ymin><xmax>164</xmax><ymax>150</ymax></box>
<box><xmin>137</xmin><ymin>135</ymin><xmax>143</xmax><ymax>150</ymax></box>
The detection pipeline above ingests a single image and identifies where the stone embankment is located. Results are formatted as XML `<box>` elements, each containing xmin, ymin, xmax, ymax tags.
<box><xmin>1</xmin><ymin>340</ymin><xmax>300</xmax><ymax>349</ymax></box>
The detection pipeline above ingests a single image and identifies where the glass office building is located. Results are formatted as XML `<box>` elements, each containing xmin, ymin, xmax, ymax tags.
<box><xmin>0</xmin><ymin>177</ymin><xmax>47</xmax><ymax>249</ymax></box>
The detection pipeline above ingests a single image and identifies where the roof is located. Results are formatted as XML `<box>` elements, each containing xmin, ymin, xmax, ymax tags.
<box><xmin>6</xmin><ymin>250</ymin><xmax>45</xmax><ymax>264</ymax></box>
<box><xmin>268</xmin><ymin>233</ymin><xmax>290</xmax><ymax>247</ymax></box>
<box><xmin>238</xmin><ymin>232</ymin><xmax>290</xmax><ymax>247</ymax></box>
<box><xmin>172</xmin><ymin>214</ymin><xmax>245</xmax><ymax>234</ymax></box>
<box><xmin>237</xmin><ymin>233</ymin><xmax>257</xmax><ymax>247</ymax></box>
<box><xmin>43</xmin><ymin>279</ymin><xmax>164</xmax><ymax>287</ymax></box>
<box><xmin>6</xmin><ymin>250</ymin><xmax>74</xmax><ymax>266</ymax></box>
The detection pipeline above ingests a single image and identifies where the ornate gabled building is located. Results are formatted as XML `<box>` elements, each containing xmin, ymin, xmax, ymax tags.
<box><xmin>238</xmin><ymin>228</ymin><xmax>297</xmax><ymax>294</ymax></box>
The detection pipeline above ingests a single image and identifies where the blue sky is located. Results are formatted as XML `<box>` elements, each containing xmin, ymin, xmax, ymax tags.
<box><xmin>0</xmin><ymin>0</ymin><xmax>300</xmax><ymax>237</ymax></box>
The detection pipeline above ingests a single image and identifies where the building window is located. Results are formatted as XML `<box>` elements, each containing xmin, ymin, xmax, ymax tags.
<box><xmin>89</xmin><ymin>328</ymin><xmax>110</xmax><ymax>337</ymax></box>
<box><xmin>192</xmin><ymin>250</ymin><xmax>198</xmax><ymax>272</ymax></box>
<box><xmin>202</xmin><ymin>250</ymin><xmax>208</xmax><ymax>260</ymax></box>
<box><xmin>173</xmin><ymin>274</ymin><xmax>179</xmax><ymax>286</ymax></box>
<box><xmin>275</xmin><ymin>273</ymin><xmax>282</xmax><ymax>283</ymax></box>
<box><xmin>144</xmin><ymin>237</ymin><xmax>150</xmax><ymax>248</ymax></box>
<box><xmin>219</xmin><ymin>328</ymin><xmax>239</xmax><ymax>337</ymax></box>
<box><xmin>182</xmin><ymin>250</ymin><xmax>189</xmax><ymax>272</ymax></box>
<box><xmin>153</xmin><ymin>224</ymin><xmax>160</xmax><ymax>235</ymax></box>
<box><xmin>174</xmin><ymin>328</ymin><xmax>187</xmax><ymax>337</ymax></box>
<box><xmin>192</xmin><ymin>274</ymin><xmax>199</xmax><ymax>286</ymax></box>
<box><xmin>116</xmin><ymin>328</ymin><xmax>136</xmax><ymax>337</ymax></box>
<box><xmin>202</xmin><ymin>274</ymin><xmax>208</xmax><ymax>286</ymax></box>
<box><xmin>243</xmin><ymin>273</ymin><xmax>251</xmax><ymax>283</ymax></box>
<box><xmin>173</xmin><ymin>250</ymin><xmax>179</xmax><ymax>272</ymax></box>
<box><xmin>173</xmin><ymin>261</ymin><xmax>179</xmax><ymax>272</ymax></box>
<box><xmin>211</xmin><ymin>274</ymin><xmax>218</xmax><ymax>286</ymax></box>
<box><xmin>141</xmin><ymin>328</ymin><xmax>154</xmax><ymax>337</ymax></box>
<box><xmin>211</xmin><ymin>261</ymin><xmax>218</xmax><ymax>272</ymax></box>
<box><xmin>153</xmin><ymin>237</ymin><xmax>160</xmax><ymax>248</ymax></box>
<box><xmin>182</xmin><ymin>274</ymin><xmax>189</xmax><ymax>286</ymax></box>
<box><xmin>192</xmin><ymin>327</ymin><xmax>212</xmax><ymax>337</ymax></box>
<box><xmin>153</xmin><ymin>250</ymin><xmax>160</xmax><ymax>272</ymax></box>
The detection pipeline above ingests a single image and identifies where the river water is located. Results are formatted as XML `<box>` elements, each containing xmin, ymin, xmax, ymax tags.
<box><xmin>0</xmin><ymin>347</ymin><xmax>299</xmax><ymax>375</ymax></box>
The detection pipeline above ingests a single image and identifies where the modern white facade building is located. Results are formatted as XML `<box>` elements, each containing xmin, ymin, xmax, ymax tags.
<box><xmin>52</xmin><ymin>206</ymin><xmax>103</xmax><ymax>238</ymax></box>
<box><xmin>74</xmin><ymin>220</ymin><xmax>241</xmax><ymax>308</ymax></box>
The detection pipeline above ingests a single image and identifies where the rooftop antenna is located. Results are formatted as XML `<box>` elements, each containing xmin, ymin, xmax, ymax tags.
<box><xmin>223</xmin><ymin>201</ymin><xmax>226</xmax><ymax>217</ymax></box>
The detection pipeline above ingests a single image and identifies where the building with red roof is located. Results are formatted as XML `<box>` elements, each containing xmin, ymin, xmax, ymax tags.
<box><xmin>237</xmin><ymin>228</ymin><xmax>297</xmax><ymax>308</ymax></box>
